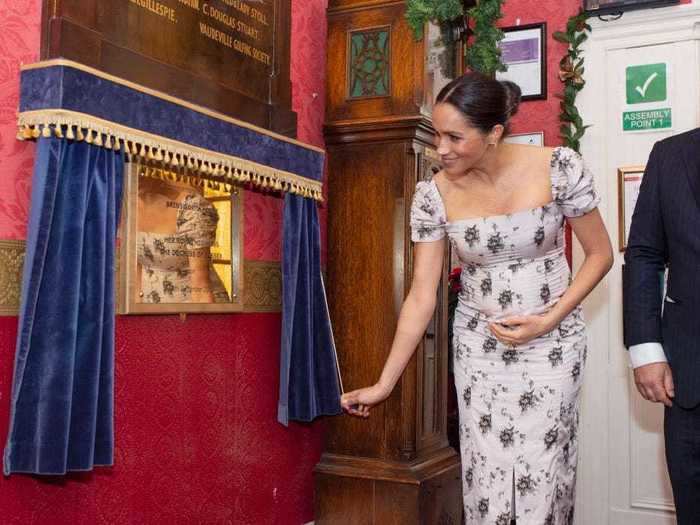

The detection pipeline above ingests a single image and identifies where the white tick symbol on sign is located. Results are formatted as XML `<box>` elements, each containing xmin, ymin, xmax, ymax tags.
<box><xmin>635</xmin><ymin>72</ymin><xmax>658</xmax><ymax>98</ymax></box>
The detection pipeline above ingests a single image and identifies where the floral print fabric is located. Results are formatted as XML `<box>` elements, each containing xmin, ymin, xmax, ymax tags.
<box><xmin>410</xmin><ymin>147</ymin><xmax>599</xmax><ymax>524</ymax></box>
<box><xmin>138</xmin><ymin>193</ymin><xmax>229</xmax><ymax>304</ymax></box>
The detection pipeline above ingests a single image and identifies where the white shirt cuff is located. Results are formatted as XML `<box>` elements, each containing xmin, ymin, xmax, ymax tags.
<box><xmin>629</xmin><ymin>342</ymin><xmax>667</xmax><ymax>369</ymax></box>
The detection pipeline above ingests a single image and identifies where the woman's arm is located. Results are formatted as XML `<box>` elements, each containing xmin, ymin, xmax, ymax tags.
<box><xmin>490</xmin><ymin>208</ymin><xmax>613</xmax><ymax>345</ymax></box>
<box><xmin>547</xmin><ymin>209</ymin><xmax>613</xmax><ymax>323</ymax></box>
<box><xmin>341</xmin><ymin>238</ymin><xmax>446</xmax><ymax>417</ymax></box>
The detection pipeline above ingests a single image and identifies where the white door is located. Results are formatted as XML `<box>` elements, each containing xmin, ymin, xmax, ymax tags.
<box><xmin>573</xmin><ymin>4</ymin><xmax>700</xmax><ymax>525</ymax></box>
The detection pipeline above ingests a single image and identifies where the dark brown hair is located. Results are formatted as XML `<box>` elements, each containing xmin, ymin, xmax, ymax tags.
<box><xmin>436</xmin><ymin>73</ymin><xmax>522</xmax><ymax>135</ymax></box>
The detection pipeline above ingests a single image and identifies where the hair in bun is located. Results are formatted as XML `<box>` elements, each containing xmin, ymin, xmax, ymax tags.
<box><xmin>436</xmin><ymin>73</ymin><xmax>522</xmax><ymax>136</ymax></box>
<box><xmin>499</xmin><ymin>80</ymin><xmax>522</xmax><ymax>120</ymax></box>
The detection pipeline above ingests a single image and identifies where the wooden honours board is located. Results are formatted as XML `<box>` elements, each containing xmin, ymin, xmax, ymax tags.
<box><xmin>41</xmin><ymin>0</ymin><xmax>296</xmax><ymax>136</ymax></box>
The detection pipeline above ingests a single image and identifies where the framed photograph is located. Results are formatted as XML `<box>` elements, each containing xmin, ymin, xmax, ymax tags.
<box><xmin>618</xmin><ymin>165</ymin><xmax>646</xmax><ymax>251</ymax></box>
<box><xmin>118</xmin><ymin>163</ymin><xmax>244</xmax><ymax>314</ymax></box>
<box><xmin>496</xmin><ymin>23</ymin><xmax>547</xmax><ymax>101</ymax></box>
<box><xmin>504</xmin><ymin>132</ymin><xmax>544</xmax><ymax>146</ymax></box>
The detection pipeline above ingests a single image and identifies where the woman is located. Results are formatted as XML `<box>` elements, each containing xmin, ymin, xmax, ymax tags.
<box><xmin>137</xmin><ymin>171</ymin><xmax>230</xmax><ymax>304</ymax></box>
<box><xmin>340</xmin><ymin>73</ymin><xmax>613</xmax><ymax>524</ymax></box>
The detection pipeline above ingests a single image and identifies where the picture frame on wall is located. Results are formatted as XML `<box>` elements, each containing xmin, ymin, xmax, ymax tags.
<box><xmin>504</xmin><ymin>132</ymin><xmax>544</xmax><ymax>146</ymax></box>
<box><xmin>618</xmin><ymin>165</ymin><xmax>646</xmax><ymax>251</ymax></box>
<box><xmin>496</xmin><ymin>22</ymin><xmax>547</xmax><ymax>101</ymax></box>
<box><xmin>118</xmin><ymin>162</ymin><xmax>244</xmax><ymax>314</ymax></box>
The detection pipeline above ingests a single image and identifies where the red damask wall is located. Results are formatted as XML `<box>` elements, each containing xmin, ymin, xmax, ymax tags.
<box><xmin>0</xmin><ymin>0</ymin><xmax>36</xmax><ymax>240</ymax></box>
<box><xmin>0</xmin><ymin>1</ymin><xmax>329</xmax><ymax>524</ymax></box>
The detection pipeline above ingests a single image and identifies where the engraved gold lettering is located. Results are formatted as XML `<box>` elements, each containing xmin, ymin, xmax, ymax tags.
<box><xmin>251</xmin><ymin>47</ymin><xmax>270</xmax><ymax>66</ymax></box>
<box><xmin>234</xmin><ymin>38</ymin><xmax>252</xmax><ymax>57</ymax></box>
<box><xmin>191</xmin><ymin>1</ymin><xmax>272</xmax><ymax>64</ymax></box>
<box><xmin>128</xmin><ymin>0</ymin><xmax>176</xmax><ymax>22</ymax></box>
<box><xmin>250</xmin><ymin>8</ymin><xmax>268</xmax><ymax>26</ymax></box>
<box><xmin>177</xmin><ymin>0</ymin><xmax>200</xmax><ymax>9</ymax></box>
<box><xmin>218</xmin><ymin>0</ymin><xmax>250</xmax><ymax>17</ymax></box>
<box><xmin>199</xmin><ymin>22</ymin><xmax>234</xmax><ymax>48</ymax></box>
<box><xmin>203</xmin><ymin>3</ymin><xmax>238</xmax><ymax>31</ymax></box>
<box><xmin>236</xmin><ymin>19</ymin><xmax>259</xmax><ymax>41</ymax></box>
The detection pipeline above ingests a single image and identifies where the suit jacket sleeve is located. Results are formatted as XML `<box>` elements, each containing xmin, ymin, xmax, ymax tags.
<box><xmin>623</xmin><ymin>143</ymin><xmax>668</xmax><ymax>347</ymax></box>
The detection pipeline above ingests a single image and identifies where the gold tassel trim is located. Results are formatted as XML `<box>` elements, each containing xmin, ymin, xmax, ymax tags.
<box><xmin>16</xmin><ymin>110</ymin><xmax>324</xmax><ymax>201</ymax></box>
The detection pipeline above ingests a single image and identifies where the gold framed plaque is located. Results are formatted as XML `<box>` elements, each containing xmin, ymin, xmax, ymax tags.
<box><xmin>118</xmin><ymin>162</ymin><xmax>243</xmax><ymax>314</ymax></box>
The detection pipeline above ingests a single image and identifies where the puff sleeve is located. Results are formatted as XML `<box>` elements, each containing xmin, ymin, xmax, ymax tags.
<box><xmin>551</xmin><ymin>147</ymin><xmax>601</xmax><ymax>218</ymax></box>
<box><xmin>410</xmin><ymin>180</ymin><xmax>446</xmax><ymax>242</ymax></box>
<box><xmin>176</xmin><ymin>193</ymin><xmax>219</xmax><ymax>248</ymax></box>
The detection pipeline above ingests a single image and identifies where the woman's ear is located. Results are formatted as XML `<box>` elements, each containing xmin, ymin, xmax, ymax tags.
<box><xmin>489</xmin><ymin>124</ymin><xmax>505</xmax><ymax>144</ymax></box>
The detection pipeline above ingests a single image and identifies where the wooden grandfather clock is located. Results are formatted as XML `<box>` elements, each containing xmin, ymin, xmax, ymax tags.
<box><xmin>316</xmin><ymin>2</ymin><xmax>468</xmax><ymax>523</ymax></box>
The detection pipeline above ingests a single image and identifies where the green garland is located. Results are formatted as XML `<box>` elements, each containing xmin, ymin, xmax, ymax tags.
<box><xmin>465</xmin><ymin>0</ymin><xmax>506</xmax><ymax>76</ymax></box>
<box><xmin>405</xmin><ymin>0</ymin><xmax>464</xmax><ymax>40</ymax></box>
<box><xmin>405</xmin><ymin>0</ymin><xmax>505</xmax><ymax>76</ymax></box>
<box><xmin>553</xmin><ymin>11</ymin><xmax>591</xmax><ymax>153</ymax></box>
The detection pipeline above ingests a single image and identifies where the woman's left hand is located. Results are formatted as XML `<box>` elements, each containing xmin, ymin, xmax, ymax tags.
<box><xmin>489</xmin><ymin>314</ymin><xmax>556</xmax><ymax>346</ymax></box>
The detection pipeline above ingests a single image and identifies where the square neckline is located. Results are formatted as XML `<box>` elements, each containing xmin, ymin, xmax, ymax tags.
<box><xmin>429</xmin><ymin>146</ymin><xmax>563</xmax><ymax>225</ymax></box>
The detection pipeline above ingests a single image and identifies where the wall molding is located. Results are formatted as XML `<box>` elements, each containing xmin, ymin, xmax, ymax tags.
<box><xmin>0</xmin><ymin>240</ymin><xmax>25</xmax><ymax>316</ymax></box>
<box><xmin>0</xmin><ymin>239</ymin><xmax>281</xmax><ymax>315</ymax></box>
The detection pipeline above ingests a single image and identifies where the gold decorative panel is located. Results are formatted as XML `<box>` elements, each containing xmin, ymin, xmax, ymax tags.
<box><xmin>0</xmin><ymin>240</ymin><xmax>25</xmax><ymax>316</ymax></box>
<box><xmin>243</xmin><ymin>260</ymin><xmax>282</xmax><ymax>312</ymax></box>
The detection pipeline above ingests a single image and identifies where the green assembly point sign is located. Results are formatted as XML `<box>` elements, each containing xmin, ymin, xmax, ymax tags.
<box><xmin>626</xmin><ymin>63</ymin><xmax>667</xmax><ymax>104</ymax></box>
<box><xmin>623</xmin><ymin>108</ymin><xmax>672</xmax><ymax>131</ymax></box>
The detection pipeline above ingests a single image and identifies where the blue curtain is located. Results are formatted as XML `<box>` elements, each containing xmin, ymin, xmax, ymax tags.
<box><xmin>278</xmin><ymin>194</ymin><xmax>341</xmax><ymax>425</ymax></box>
<box><xmin>3</xmin><ymin>137</ymin><xmax>124</xmax><ymax>475</ymax></box>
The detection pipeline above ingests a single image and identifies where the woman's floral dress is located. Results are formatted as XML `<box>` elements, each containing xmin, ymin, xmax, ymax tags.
<box><xmin>410</xmin><ymin>147</ymin><xmax>600</xmax><ymax>524</ymax></box>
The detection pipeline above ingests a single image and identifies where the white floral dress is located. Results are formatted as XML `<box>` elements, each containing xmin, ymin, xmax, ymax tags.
<box><xmin>410</xmin><ymin>147</ymin><xmax>600</xmax><ymax>525</ymax></box>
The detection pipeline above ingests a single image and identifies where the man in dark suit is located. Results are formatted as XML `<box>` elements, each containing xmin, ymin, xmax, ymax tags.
<box><xmin>623</xmin><ymin>127</ymin><xmax>700</xmax><ymax>525</ymax></box>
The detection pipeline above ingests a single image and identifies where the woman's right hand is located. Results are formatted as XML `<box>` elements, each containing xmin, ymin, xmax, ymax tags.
<box><xmin>340</xmin><ymin>383</ymin><xmax>391</xmax><ymax>418</ymax></box>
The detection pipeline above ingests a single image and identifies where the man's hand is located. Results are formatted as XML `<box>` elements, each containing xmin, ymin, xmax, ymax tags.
<box><xmin>633</xmin><ymin>362</ymin><xmax>675</xmax><ymax>407</ymax></box>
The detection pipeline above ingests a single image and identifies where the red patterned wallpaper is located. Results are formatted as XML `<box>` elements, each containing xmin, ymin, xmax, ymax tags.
<box><xmin>0</xmin><ymin>1</ymin><xmax>329</xmax><ymax>524</ymax></box>
<box><xmin>0</xmin><ymin>314</ymin><xmax>324</xmax><ymax>524</ymax></box>
<box><xmin>292</xmin><ymin>0</ymin><xmax>329</xmax><ymax>261</ymax></box>
<box><xmin>0</xmin><ymin>0</ymin><xmax>38</xmax><ymax>239</ymax></box>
